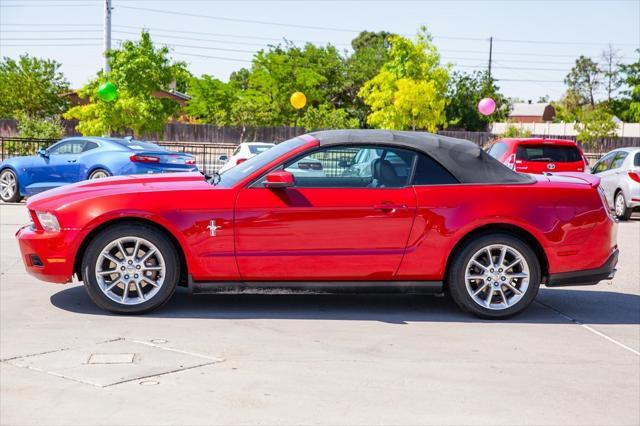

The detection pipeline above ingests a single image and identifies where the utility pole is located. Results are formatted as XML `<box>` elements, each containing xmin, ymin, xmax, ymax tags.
<box><xmin>488</xmin><ymin>36</ymin><xmax>493</xmax><ymax>80</ymax></box>
<box><xmin>104</xmin><ymin>0</ymin><xmax>112</xmax><ymax>73</ymax></box>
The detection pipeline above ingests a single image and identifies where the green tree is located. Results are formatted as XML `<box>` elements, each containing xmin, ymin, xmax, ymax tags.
<box><xmin>575</xmin><ymin>107</ymin><xmax>617</xmax><ymax>148</ymax></box>
<box><xmin>358</xmin><ymin>28</ymin><xmax>449</xmax><ymax>131</ymax></box>
<box><xmin>299</xmin><ymin>104</ymin><xmax>359</xmax><ymax>131</ymax></box>
<box><xmin>445</xmin><ymin>70</ymin><xmax>508</xmax><ymax>131</ymax></box>
<box><xmin>247</xmin><ymin>42</ymin><xmax>347</xmax><ymax>126</ymax></box>
<box><xmin>552</xmin><ymin>89</ymin><xmax>583</xmax><ymax>122</ymax></box>
<box><xmin>342</xmin><ymin>31</ymin><xmax>394</xmax><ymax>126</ymax></box>
<box><xmin>230</xmin><ymin>90</ymin><xmax>274</xmax><ymax>141</ymax></box>
<box><xmin>565</xmin><ymin>56</ymin><xmax>602</xmax><ymax>107</ymax></box>
<box><xmin>15</xmin><ymin>112</ymin><xmax>65</xmax><ymax>139</ymax></box>
<box><xmin>65</xmin><ymin>31</ymin><xmax>188</xmax><ymax>136</ymax></box>
<box><xmin>502</xmin><ymin>124</ymin><xmax>532</xmax><ymax>138</ymax></box>
<box><xmin>0</xmin><ymin>54</ymin><xmax>69</xmax><ymax>119</ymax></box>
<box><xmin>616</xmin><ymin>51</ymin><xmax>640</xmax><ymax>122</ymax></box>
<box><xmin>185</xmin><ymin>75</ymin><xmax>236</xmax><ymax>125</ymax></box>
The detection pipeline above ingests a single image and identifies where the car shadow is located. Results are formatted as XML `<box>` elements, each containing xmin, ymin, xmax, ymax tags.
<box><xmin>50</xmin><ymin>286</ymin><xmax>640</xmax><ymax>325</ymax></box>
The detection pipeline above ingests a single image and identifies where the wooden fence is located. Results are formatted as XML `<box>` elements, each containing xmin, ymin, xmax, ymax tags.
<box><xmin>2</xmin><ymin>118</ymin><xmax>639</xmax><ymax>153</ymax></box>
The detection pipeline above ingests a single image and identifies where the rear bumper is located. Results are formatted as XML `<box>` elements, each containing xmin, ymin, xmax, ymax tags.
<box><xmin>15</xmin><ymin>225</ymin><xmax>78</xmax><ymax>283</ymax></box>
<box><xmin>546</xmin><ymin>248</ymin><xmax>618</xmax><ymax>287</ymax></box>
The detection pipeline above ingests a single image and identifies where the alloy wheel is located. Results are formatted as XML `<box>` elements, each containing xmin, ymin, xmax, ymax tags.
<box><xmin>90</xmin><ymin>170</ymin><xmax>109</xmax><ymax>179</ymax></box>
<box><xmin>0</xmin><ymin>170</ymin><xmax>17</xmax><ymax>201</ymax></box>
<box><xmin>615</xmin><ymin>193</ymin><xmax>626</xmax><ymax>218</ymax></box>
<box><xmin>464</xmin><ymin>244</ymin><xmax>530</xmax><ymax>310</ymax></box>
<box><xmin>95</xmin><ymin>236</ymin><xmax>166</xmax><ymax>305</ymax></box>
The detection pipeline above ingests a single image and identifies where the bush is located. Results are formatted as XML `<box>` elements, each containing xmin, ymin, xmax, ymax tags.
<box><xmin>502</xmin><ymin>124</ymin><xmax>532</xmax><ymax>138</ymax></box>
<box><xmin>16</xmin><ymin>113</ymin><xmax>64</xmax><ymax>139</ymax></box>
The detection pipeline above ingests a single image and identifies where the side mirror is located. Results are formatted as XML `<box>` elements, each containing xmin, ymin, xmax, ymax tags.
<box><xmin>264</xmin><ymin>170</ymin><xmax>294</xmax><ymax>189</ymax></box>
<box><xmin>38</xmin><ymin>148</ymin><xmax>48</xmax><ymax>158</ymax></box>
<box><xmin>218</xmin><ymin>154</ymin><xmax>228</xmax><ymax>162</ymax></box>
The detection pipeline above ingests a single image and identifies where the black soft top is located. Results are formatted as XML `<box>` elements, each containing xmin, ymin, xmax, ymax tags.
<box><xmin>308</xmin><ymin>129</ymin><xmax>534</xmax><ymax>184</ymax></box>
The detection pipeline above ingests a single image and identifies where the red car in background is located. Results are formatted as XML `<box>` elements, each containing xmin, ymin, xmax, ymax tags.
<box><xmin>16</xmin><ymin>130</ymin><xmax>618</xmax><ymax>319</ymax></box>
<box><xmin>487</xmin><ymin>138</ymin><xmax>590</xmax><ymax>174</ymax></box>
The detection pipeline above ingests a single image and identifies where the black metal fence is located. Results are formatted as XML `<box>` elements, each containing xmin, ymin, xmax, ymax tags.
<box><xmin>0</xmin><ymin>137</ymin><xmax>239</xmax><ymax>175</ymax></box>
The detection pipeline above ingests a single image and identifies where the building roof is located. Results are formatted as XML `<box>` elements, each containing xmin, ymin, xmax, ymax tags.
<box><xmin>308</xmin><ymin>129</ymin><xmax>534</xmax><ymax>185</ymax></box>
<box><xmin>509</xmin><ymin>103</ymin><xmax>551</xmax><ymax>117</ymax></box>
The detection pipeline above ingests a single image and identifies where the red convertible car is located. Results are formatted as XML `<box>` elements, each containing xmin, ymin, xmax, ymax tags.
<box><xmin>16</xmin><ymin>130</ymin><xmax>618</xmax><ymax>318</ymax></box>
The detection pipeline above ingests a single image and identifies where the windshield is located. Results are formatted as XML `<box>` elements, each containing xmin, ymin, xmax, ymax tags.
<box><xmin>215</xmin><ymin>137</ymin><xmax>308</xmax><ymax>187</ymax></box>
<box><xmin>516</xmin><ymin>145</ymin><xmax>581</xmax><ymax>162</ymax></box>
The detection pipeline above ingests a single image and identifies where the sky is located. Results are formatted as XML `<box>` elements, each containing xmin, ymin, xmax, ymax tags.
<box><xmin>1</xmin><ymin>0</ymin><xmax>639</xmax><ymax>102</ymax></box>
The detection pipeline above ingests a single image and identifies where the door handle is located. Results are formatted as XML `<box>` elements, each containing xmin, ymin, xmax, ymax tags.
<box><xmin>374</xmin><ymin>203</ymin><xmax>407</xmax><ymax>213</ymax></box>
<box><xmin>67</xmin><ymin>160</ymin><xmax>77</xmax><ymax>163</ymax></box>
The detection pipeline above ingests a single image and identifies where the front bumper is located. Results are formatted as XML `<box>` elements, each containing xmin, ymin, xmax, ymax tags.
<box><xmin>546</xmin><ymin>248</ymin><xmax>619</xmax><ymax>287</ymax></box>
<box><xmin>15</xmin><ymin>224</ymin><xmax>79</xmax><ymax>283</ymax></box>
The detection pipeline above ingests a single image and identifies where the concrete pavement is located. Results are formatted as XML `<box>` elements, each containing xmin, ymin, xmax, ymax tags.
<box><xmin>1</xmin><ymin>203</ymin><xmax>638</xmax><ymax>425</ymax></box>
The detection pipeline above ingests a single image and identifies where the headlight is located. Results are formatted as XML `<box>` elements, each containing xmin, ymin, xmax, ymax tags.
<box><xmin>35</xmin><ymin>211</ymin><xmax>60</xmax><ymax>232</ymax></box>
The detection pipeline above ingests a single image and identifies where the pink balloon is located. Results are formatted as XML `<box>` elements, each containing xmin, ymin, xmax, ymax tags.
<box><xmin>478</xmin><ymin>97</ymin><xmax>496</xmax><ymax>116</ymax></box>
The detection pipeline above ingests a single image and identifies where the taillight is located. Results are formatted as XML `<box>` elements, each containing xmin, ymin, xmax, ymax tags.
<box><xmin>130</xmin><ymin>155</ymin><xmax>160</xmax><ymax>163</ymax></box>
<box><xmin>236</xmin><ymin>158</ymin><xmax>247</xmax><ymax>165</ymax></box>
<box><xmin>185</xmin><ymin>158</ymin><xmax>196</xmax><ymax>165</ymax></box>
<box><xmin>629</xmin><ymin>172</ymin><xmax>640</xmax><ymax>183</ymax></box>
<box><xmin>504</xmin><ymin>154</ymin><xmax>516</xmax><ymax>170</ymax></box>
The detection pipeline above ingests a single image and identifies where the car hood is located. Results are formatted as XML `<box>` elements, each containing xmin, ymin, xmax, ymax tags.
<box><xmin>27</xmin><ymin>172</ymin><xmax>213</xmax><ymax>210</ymax></box>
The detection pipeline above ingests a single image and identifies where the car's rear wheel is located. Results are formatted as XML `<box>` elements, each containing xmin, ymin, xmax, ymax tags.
<box><xmin>0</xmin><ymin>169</ymin><xmax>22</xmax><ymax>203</ymax></box>
<box><xmin>614</xmin><ymin>191</ymin><xmax>633</xmax><ymax>221</ymax></box>
<box><xmin>82</xmin><ymin>223</ymin><xmax>179</xmax><ymax>314</ymax></box>
<box><xmin>89</xmin><ymin>169</ymin><xmax>110</xmax><ymax>180</ymax></box>
<box><xmin>448</xmin><ymin>233</ymin><xmax>541</xmax><ymax>319</ymax></box>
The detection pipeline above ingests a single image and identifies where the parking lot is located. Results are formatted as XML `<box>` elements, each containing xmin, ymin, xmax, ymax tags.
<box><xmin>0</xmin><ymin>203</ymin><xmax>638</xmax><ymax>425</ymax></box>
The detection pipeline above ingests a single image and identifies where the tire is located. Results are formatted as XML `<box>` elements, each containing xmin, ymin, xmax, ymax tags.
<box><xmin>614</xmin><ymin>191</ymin><xmax>633</xmax><ymax>221</ymax></box>
<box><xmin>81</xmin><ymin>223</ymin><xmax>179</xmax><ymax>314</ymax></box>
<box><xmin>0</xmin><ymin>169</ymin><xmax>22</xmax><ymax>203</ymax></box>
<box><xmin>447</xmin><ymin>233</ymin><xmax>541</xmax><ymax>319</ymax></box>
<box><xmin>88</xmin><ymin>168</ymin><xmax>111</xmax><ymax>180</ymax></box>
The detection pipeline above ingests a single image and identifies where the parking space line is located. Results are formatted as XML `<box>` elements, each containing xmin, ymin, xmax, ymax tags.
<box><xmin>536</xmin><ymin>300</ymin><xmax>640</xmax><ymax>356</ymax></box>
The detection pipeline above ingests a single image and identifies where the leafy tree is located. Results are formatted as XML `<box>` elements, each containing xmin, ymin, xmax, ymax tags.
<box><xmin>16</xmin><ymin>112</ymin><xmax>65</xmax><ymax>139</ymax></box>
<box><xmin>299</xmin><ymin>104</ymin><xmax>359</xmax><ymax>131</ymax></box>
<box><xmin>247</xmin><ymin>42</ymin><xmax>347</xmax><ymax>126</ymax></box>
<box><xmin>358</xmin><ymin>28</ymin><xmax>449</xmax><ymax>131</ymax></box>
<box><xmin>616</xmin><ymin>51</ymin><xmax>640</xmax><ymax>122</ymax></box>
<box><xmin>575</xmin><ymin>107</ymin><xmax>617</xmax><ymax>147</ymax></box>
<box><xmin>65</xmin><ymin>31</ymin><xmax>188</xmax><ymax>136</ymax></box>
<box><xmin>342</xmin><ymin>31</ymin><xmax>394</xmax><ymax>126</ymax></box>
<box><xmin>230</xmin><ymin>90</ymin><xmax>274</xmax><ymax>141</ymax></box>
<box><xmin>0</xmin><ymin>54</ymin><xmax>69</xmax><ymax>119</ymax></box>
<box><xmin>601</xmin><ymin>45</ymin><xmax>623</xmax><ymax>101</ymax></box>
<box><xmin>565</xmin><ymin>56</ymin><xmax>601</xmax><ymax>107</ymax></box>
<box><xmin>185</xmin><ymin>75</ymin><xmax>235</xmax><ymax>125</ymax></box>
<box><xmin>445</xmin><ymin>70</ymin><xmax>508</xmax><ymax>131</ymax></box>
<box><xmin>552</xmin><ymin>89</ymin><xmax>583</xmax><ymax>122</ymax></box>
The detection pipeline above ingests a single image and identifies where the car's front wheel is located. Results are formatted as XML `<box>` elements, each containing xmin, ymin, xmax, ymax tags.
<box><xmin>614</xmin><ymin>191</ymin><xmax>633</xmax><ymax>221</ymax></box>
<box><xmin>0</xmin><ymin>169</ymin><xmax>22</xmax><ymax>203</ymax></box>
<box><xmin>82</xmin><ymin>223</ymin><xmax>179</xmax><ymax>314</ymax></box>
<box><xmin>448</xmin><ymin>233</ymin><xmax>541</xmax><ymax>319</ymax></box>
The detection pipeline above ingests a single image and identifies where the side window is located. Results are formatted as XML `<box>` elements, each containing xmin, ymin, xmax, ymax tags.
<box><xmin>283</xmin><ymin>146</ymin><xmax>416</xmax><ymax>188</ymax></box>
<box><xmin>412</xmin><ymin>154</ymin><xmax>458</xmax><ymax>185</ymax></box>
<box><xmin>610</xmin><ymin>152</ymin><xmax>628</xmax><ymax>170</ymax></box>
<box><xmin>48</xmin><ymin>140</ymin><xmax>85</xmax><ymax>155</ymax></box>
<box><xmin>487</xmin><ymin>141</ymin><xmax>508</xmax><ymax>159</ymax></box>
<box><xmin>592</xmin><ymin>152</ymin><xmax>616</xmax><ymax>174</ymax></box>
<box><xmin>82</xmin><ymin>141</ymin><xmax>99</xmax><ymax>152</ymax></box>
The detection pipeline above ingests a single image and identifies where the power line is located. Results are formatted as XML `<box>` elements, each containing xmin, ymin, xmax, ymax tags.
<box><xmin>112</xmin><ymin>39</ymin><xmax>256</xmax><ymax>55</ymax></box>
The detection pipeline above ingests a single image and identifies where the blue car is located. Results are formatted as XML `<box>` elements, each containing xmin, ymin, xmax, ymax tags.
<box><xmin>0</xmin><ymin>137</ymin><xmax>197</xmax><ymax>202</ymax></box>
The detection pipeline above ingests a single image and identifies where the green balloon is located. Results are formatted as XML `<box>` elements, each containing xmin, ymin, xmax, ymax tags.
<box><xmin>97</xmin><ymin>81</ymin><xmax>117</xmax><ymax>102</ymax></box>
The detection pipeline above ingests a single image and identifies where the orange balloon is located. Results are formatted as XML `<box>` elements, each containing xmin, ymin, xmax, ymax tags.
<box><xmin>290</xmin><ymin>92</ymin><xmax>307</xmax><ymax>110</ymax></box>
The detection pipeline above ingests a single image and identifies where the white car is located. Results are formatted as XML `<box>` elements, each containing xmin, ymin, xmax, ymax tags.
<box><xmin>218</xmin><ymin>142</ymin><xmax>275</xmax><ymax>174</ymax></box>
<box><xmin>591</xmin><ymin>147</ymin><xmax>640</xmax><ymax>220</ymax></box>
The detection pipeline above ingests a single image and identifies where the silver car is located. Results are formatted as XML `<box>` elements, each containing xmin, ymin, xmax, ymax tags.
<box><xmin>591</xmin><ymin>148</ymin><xmax>640</xmax><ymax>220</ymax></box>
